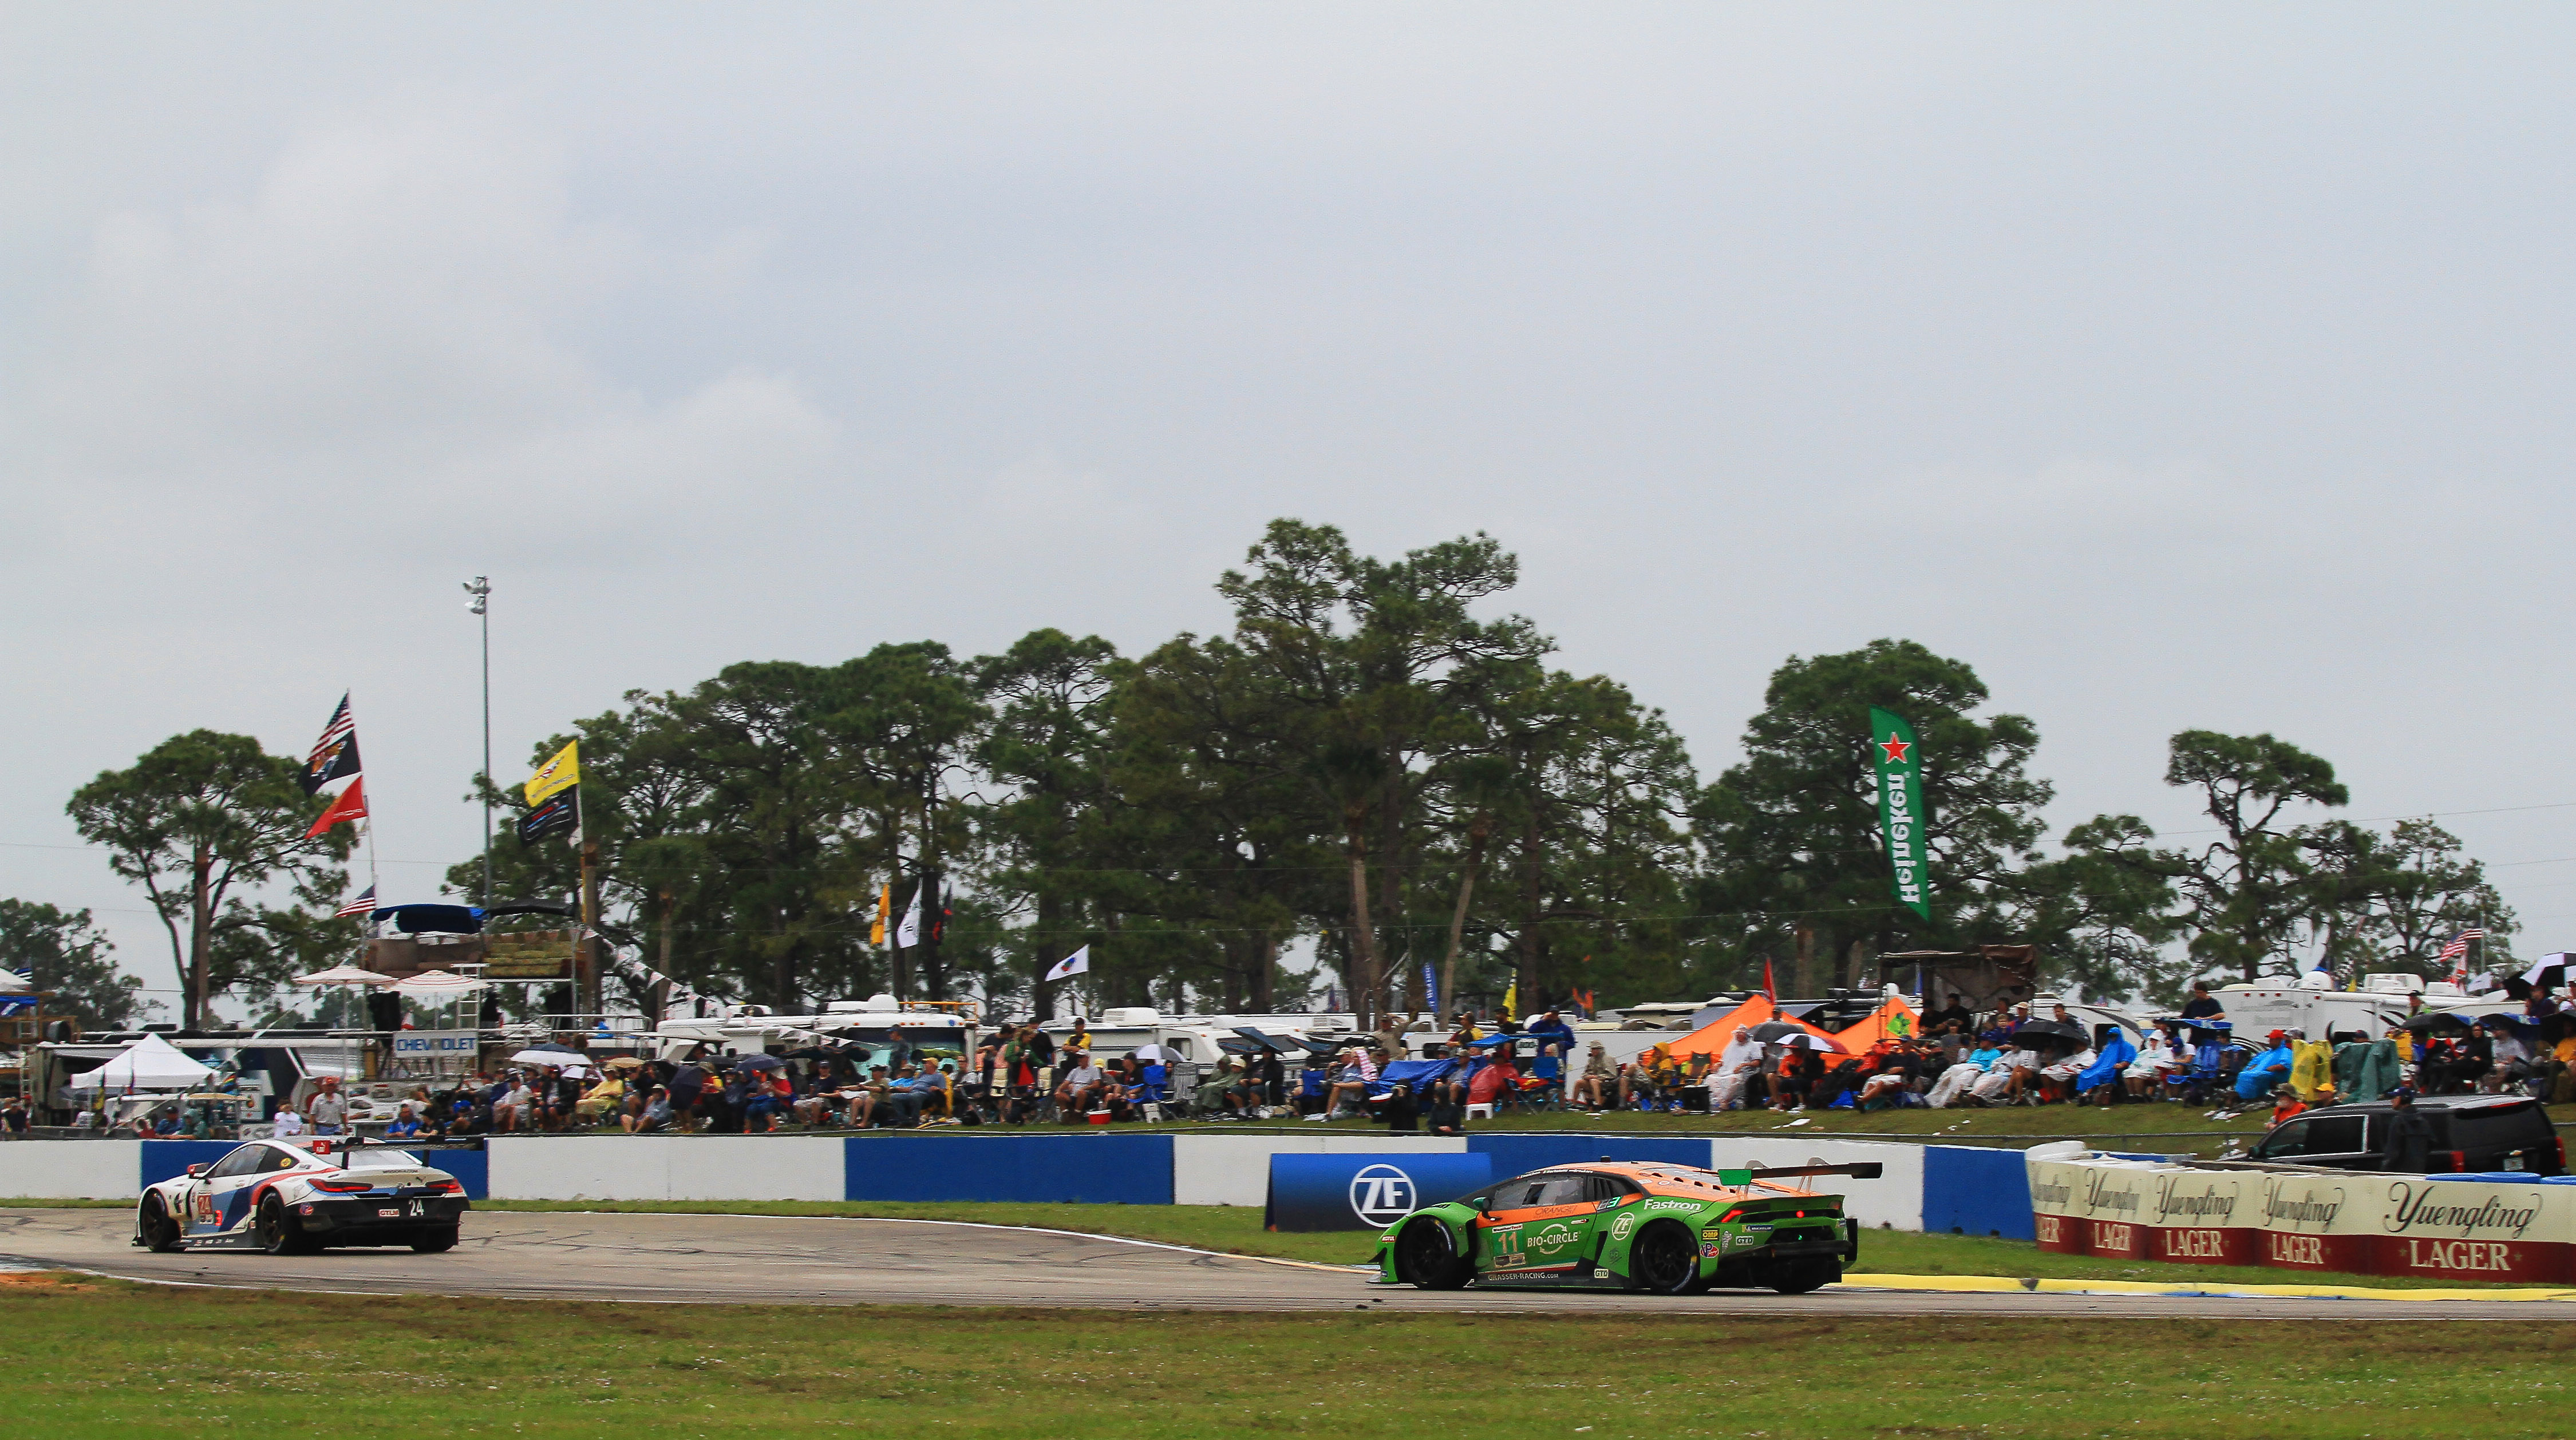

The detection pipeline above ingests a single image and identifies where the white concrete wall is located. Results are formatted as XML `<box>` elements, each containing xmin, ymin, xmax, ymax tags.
<box><xmin>485</xmin><ymin>1136</ymin><xmax>844</xmax><ymax>1202</ymax></box>
<box><xmin>0</xmin><ymin>1141</ymin><xmax>139</xmax><ymax>1200</ymax></box>
<box><xmin>1171</xmin><ymin>1133</ymin><xmax>1466</xmax><ymax>1206</ymax></box>
<box><xmin>1706</xmin><ymin>1137</ymin><xmax>1925</xmax><ymax>1232</ymax></box>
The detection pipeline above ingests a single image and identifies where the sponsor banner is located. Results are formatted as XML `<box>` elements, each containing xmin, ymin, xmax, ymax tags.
<box><xmin>1263</xmin><ymin>1153</ymin><xmax>1496</xmax><ymax>1232</ymax></box>
<box><xmin>2028</xmin><ymin>1153</ymin><xmax>2576</xmax><ymax>1283</ymax></box>
<box><xmin>392</xmin><ymin>1030</ymin><xmax>479</xmax><ymax>1061</ymax></box>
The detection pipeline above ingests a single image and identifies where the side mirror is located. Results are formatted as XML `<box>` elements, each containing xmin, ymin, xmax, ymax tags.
<box><xmin>184</xmin><ymin>1164</ymin><xmax>207</xmax><ymax>1178</ymax></box>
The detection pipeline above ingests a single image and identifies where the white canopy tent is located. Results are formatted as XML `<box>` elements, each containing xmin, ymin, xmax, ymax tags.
<box><xmin>393</xmin><ymin>970</ymin><xmax>489</xmax><ymax>998</ymax></box>
<box><xmin>69</xmin><ymin>1033</ymin><xmax>217</xmax><ymax>1091</ymax></box>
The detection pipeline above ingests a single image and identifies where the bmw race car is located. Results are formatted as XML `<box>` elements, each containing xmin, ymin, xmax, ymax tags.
<box><xmin>1371</xmin><ymin>1160</ymin><xmax>1874</xmax><ymax>1295</ymax></box>
<box><xmin>134</xmin><ymin>1137</ymin><xmax>472</xmax><ymax>1255</ymax></box>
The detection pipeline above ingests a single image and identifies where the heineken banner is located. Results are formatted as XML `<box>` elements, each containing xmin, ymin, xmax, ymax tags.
<box><xmin>1870</xmin><ymin>706</ymin><xmax>1931</xmax><ymax>920</ymax></box>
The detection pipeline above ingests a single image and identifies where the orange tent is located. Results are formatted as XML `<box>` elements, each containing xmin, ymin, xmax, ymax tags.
<box><xmin>1835</xmin><ymin>995</ymin><xmax>1923</xmax><ymax>1049</ymax></box>
<box><xmin>1665</xmin><ymin>995</ymin><xmax>1848</xmax><ymax>1059</ymax></box>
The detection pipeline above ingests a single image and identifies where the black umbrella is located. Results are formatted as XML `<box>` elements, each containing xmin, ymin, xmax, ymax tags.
<box><xmin>1747</xmin><ymin>1022</ymin><xmax>1810</xmax><ymax>1042</ymax></box>
<box><xmin>2013</xmin><ymin>1019</ymin><xmax>2087</xmax><ymax>1043</ymax></box>
<box><xmin>732</xmin><ymin>1054</ymin><xmax>788</xmax><ymax>1073</ymax></box>
<box><xmin>1772</xmin><ymin>1031</ymin><xmax>1849</xmax><ymax>1054</ymax></box>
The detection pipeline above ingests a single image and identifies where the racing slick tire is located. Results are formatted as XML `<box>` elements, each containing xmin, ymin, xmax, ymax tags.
<box><xmin>256</xmin><ymin>1193</ymin><xmax>321</xmax><ymax>1256</ymax></box>
<box><xmin>1627</xmin><ymin>1221</ymin><xmax>1708</xmax><ymax>1296</ymax></box>
<box><xmin>137</xmin><ymin>1194</ymin><xmax>183</xmax><ymax>1253</ymax></box>
<box><xmin>1768</xmin><ymin>1259</ymin><xmax>1840</xmax><ymax>1295</ymax></box>
<box><xmin>409</xmin><ymin>1227</ymin><xmax>460</xmax><ymax>1254</ymax></box>
<box><xmin>1392</xmin><ymin>1218</ymin><xmax>1472</xmax><ymax>1290</ymax></box>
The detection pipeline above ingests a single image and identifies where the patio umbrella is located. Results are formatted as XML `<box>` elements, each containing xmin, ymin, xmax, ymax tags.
<box><xmin>291</xmin><ymin>964</ymin><xmax>396</xmax><ymax>987</ymax></box>
<box><xmin>393</xmin><ymin>969</ymin><xmax>489</xmax><ymax>997</ymax></box>
<box><xmin>602</xmin><ymin>1055</ymin><xmax>646</xmax><ymax>1072</ymax></box>
<box><xmin>1132</xmin><ymin>1043</ymin><xmax>1170</xmax><ymax>1062</ymax></box>
<box><xmin>733</xmin><ymin>1054</ymin><xmax>788</xmax><ymax>1073</ymax></box>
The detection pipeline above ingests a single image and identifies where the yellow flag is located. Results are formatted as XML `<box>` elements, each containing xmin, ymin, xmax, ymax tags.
<box><xmin>1503</xmin><ymin>975</ymin><xmax>1518</xmax><ymax>1020</ymax></box>
<box><xmin>870</xmin><ymin>885</ymin><xmax>890</xmax><ymax>946</ymax></box>
<box><xmin>525</xmin><ymin>741</ymin><xmax>580</xmax><ymax>806</ymax></box>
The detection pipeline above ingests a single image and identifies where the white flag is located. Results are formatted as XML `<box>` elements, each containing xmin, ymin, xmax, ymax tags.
<box><xmin>1044</xmin><ymin>946</ymin><xmax>1090</xmax><ymax>983</ymax></box>
<box><xmin>894</xmin><ymin>885</ymin><xmax>923</xmax><ymax>948</ymax></box>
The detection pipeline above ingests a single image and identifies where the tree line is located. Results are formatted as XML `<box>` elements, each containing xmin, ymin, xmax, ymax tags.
<box><xmin>18</xmin><ymin>519</ymin><xmax>2517</xmax><ymax>1030</ymax></box>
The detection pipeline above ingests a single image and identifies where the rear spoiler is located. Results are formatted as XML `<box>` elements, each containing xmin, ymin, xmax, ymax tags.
<box><xmin>302</xmin><ymin>1136</ymin><xmax>487</xmax><ymax>1168</ymax></box>
<box><xmin>1714</xmin><ymin>1162</ymin><xmax>1884</xmax><ymax>1185</ymax></box>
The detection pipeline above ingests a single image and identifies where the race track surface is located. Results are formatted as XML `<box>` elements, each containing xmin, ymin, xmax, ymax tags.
<box><xmin>0</xmin><ymin>1208</ymin><xmax>2561</xmax><ymax>1320</ymax></box>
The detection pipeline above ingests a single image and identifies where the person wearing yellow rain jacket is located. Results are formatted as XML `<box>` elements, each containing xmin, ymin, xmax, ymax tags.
<box><xmin>2289</xmin><ymin>1035</ymin><xmax>2337</xmax><ymax>1103</ymax></box>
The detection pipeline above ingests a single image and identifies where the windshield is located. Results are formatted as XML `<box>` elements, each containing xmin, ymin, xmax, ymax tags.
<box><xmin>346</xmin><ymin>1149</ymin><xmax>438</xmax><ymax>1170</ymax></box>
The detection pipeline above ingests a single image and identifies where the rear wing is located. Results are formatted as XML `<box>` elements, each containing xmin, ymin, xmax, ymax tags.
<box><xmin>290</xmin><ymin>1136</ymin><xmax>488</xmax><ymax>1168</ymax></box>
<box><xmin>1714</xmin><ymin>1162</ymin><xmax>1884</xmax><ymax>1185</ymax></box>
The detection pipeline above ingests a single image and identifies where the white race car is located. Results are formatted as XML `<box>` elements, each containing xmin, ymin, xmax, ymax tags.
<box><xmin>134</xmin><ymin>1138</ymin><xmax>472</xmax><ymax>1255</ymax></box>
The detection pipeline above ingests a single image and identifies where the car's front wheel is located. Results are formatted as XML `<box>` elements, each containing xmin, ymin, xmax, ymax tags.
<box><xmin>1392</xmin><ymin>1218</ymin><xmax>1471</xmax><ymax>1289</ymax></box>
<box><xmin>137</xmin><ymin>1194</ymin><xmax>183</xmax><ymax>1253</ymax></box>
<box><xmin>1627</xmin><ymin>1221</ymin><xmax>1707</xmax><ymax>1295</ymax></box>
<box><xmin>255</xmin><ymin>1194</ymin><xmax>319</xmax><ymax>1256</ymax></box>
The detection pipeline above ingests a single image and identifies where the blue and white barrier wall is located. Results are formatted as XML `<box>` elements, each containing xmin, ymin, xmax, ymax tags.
<box><xmin>0</xmin><ymin>1133</ymin><xmax>2031</xmax><ymax>1237</ymax></box>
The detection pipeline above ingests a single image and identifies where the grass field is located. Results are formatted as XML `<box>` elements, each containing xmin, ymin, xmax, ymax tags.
<box><xmin>3</xmin><ymin>1271</ymin><xmax>2567</xmax><ymax>1439</ymax></box>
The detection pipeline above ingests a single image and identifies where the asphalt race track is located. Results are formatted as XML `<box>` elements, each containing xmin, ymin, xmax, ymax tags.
<box><xmin>2</xmin><ymin>1207</ymin><xmax>2564</xmax><ymax>1320</ymax></box>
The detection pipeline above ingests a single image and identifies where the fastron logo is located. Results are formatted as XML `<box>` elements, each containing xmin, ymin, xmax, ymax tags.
<box><xmin>1348</xmin><ymin>1165</ymin><xmax>1418</xmax><ymax>1227</ymax></box>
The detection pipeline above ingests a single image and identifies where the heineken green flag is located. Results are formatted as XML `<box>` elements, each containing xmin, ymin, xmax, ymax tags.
<box><xmin>1870</xmin><ymin>706</ymin><xmax>1931</xmax><ymax>920</ymax></box>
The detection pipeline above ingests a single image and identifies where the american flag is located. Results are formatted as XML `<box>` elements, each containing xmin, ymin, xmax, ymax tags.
<box><xmin>2439</xmin><ymin>928</ymin><xmax>2487</xmax><ymax>982</ymax></box>
<box><xmin>300</xmin><ymin>693</ymin><xmax>362</xmax><ymax>796</ymax></box>
<box><xmin>335</xmin><ymin>885</ymin><xmax>377</xmax><ymax>919</ymax></box>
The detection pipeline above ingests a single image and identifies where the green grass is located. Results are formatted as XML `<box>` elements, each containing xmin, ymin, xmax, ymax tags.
<box><xmin>6</xmin><ymin>1273</ymin><xmax>2570</xmax><ymax>1438</ymax></box>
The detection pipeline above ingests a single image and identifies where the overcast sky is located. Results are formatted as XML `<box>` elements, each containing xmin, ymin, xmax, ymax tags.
<box><xmin>6</xmin><ymin>5</ymin><xmax>2573</xmax><ymax>1009</ymax></box>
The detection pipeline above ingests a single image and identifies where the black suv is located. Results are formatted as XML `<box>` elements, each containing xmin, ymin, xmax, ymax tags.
<box><xmin>2247</xmin><ymin>1095</ymin><xmax>2566</xmax><ymax>1175</ymax></box>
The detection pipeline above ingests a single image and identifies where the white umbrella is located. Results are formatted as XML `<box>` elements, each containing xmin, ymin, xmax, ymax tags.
<box><xmin>0</xmin><ymin>969</ymin><xmax>31</xmax><ymax>995</ymax></box>
<box><xmin>393</xmin><ymin>968</ymin><xmax>489</xmax><ymax>997</ymax></box>
<box><xmin>511</xmin><ymin>1047</ymin><xmax>586</xmax><ymax>1068</ymax></box>
<box><xmin>1132</xmin><ymin>1043</ymin><xmax>1169</xmax><ymax>1063</ymax></box>
<box><xmin>70</xmin><ymin>1034</ymin><xmax>216</xmax><ymax>1091</ymax></box>
<box><xmin>292</xmin><ymin>964</ymin><xmax>396</xmax><ymax>987</ymax></box>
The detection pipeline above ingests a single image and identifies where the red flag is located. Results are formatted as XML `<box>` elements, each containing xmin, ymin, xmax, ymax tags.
<box><xmin>306</xmin><ymin>777</ymin><xmax>367</xmax><ymax>838</ymax></box>
<box><xmin>1762</xmin><ymin>958</ymin><xmax>1777</xmax><ymax>1002</ymax></box>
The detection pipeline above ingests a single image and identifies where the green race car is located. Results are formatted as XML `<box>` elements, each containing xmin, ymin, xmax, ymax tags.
<box><xmin>1370</xmin><ymin>1160</ymin><xmax>1871</xmax><ymax>1295</ymax></box>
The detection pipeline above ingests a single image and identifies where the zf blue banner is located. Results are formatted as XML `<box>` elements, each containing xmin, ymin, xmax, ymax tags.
<box><xmin>1263</xmin><ymin>1153</ymin><xmax>1494</xmax><ymax>1232</ymax></box>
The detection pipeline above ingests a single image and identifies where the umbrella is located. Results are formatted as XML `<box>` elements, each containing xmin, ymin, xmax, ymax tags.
<box><xmin>0</xmin><ymin>969</ymin><xmax>31</xmax><ymax>995</ymax></box>
<box><xmin>732</xmin><ymin>1054</ymin><xmax>788</xmax><ymax>1073</ymax></box>
<box><xmin>602</xmin><ymin>1056</ymin><xmax>645</xmax><ymax>1072</ymax></box>
<box><xmin>1771</xmin><ymin>1032</ymin><xmax>1846</xmax><ymax>1053</ymax></box>
<box><xmin>291</xmin><ymin>964</ymin><xmax>396</xmax><ymax>987</ymax></box>
<box><xmin>1747</xmin><ymin>1021</ymin><xmax>1817</xmax><ymax>1043</ymax></box>
<box><xmin>511</xmin><ymin>1047</ymin><xmax>586</xmax><ymax>1067</ymax></box>
<box><xmin>2013</xmin><ymin>1018</ymin><xmax>2087</xmax><ymax>1043</ymax></box>
<box><xmin>393</xmin><ymin>968</ymin><xmax>489</xmax><ymax>997</ymax></box>
<box><xmin>1132</xmin><ymin>1043</ymin><xmax>1170</xmax><ymax>1063</ymax></box>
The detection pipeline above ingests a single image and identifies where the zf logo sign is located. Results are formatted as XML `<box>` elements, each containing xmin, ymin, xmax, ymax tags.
<box><xmin>1348</xmin><ymin>1164</ymin><xmax>1417</xmax><ymax>1226</ymax></box>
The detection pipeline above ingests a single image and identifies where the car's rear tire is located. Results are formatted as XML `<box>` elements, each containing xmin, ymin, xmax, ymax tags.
<box><xmin>1628</xmin><ymin>1221</ymin><xmax>1707</xmax><ymax>1295</ymax></box>
<box><xmin>1768</xmin><ymin>1259</ymin><xmax>1840</xmax><ymax>1294</ymax></box>
<box><xmin>409</xmin><ymin>1227</ymin><xmax>460</xmax><ymax>1254</ymax></box>
<box><xmin>256</xmin><ymin>1194</ymin><xmax>319</xmax><ymax>1256</ymax></box>
<box><xmin>1392</xmin><ymin>1218</ymin><xmax>1471</xmax><ymax>1289</ymax></box>
<box><xmin>138</xmin><ymin>1194</ymin><xmax>183</xmax><ymax>1253</ymax></box>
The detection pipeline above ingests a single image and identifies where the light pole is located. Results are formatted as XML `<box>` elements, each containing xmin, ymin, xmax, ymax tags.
<box><xmin>463</xmin><ymin>577</ymin><xmax>492</xmax><ymax>908</ymax></box>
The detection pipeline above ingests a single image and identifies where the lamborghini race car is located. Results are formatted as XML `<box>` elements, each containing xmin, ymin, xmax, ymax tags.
<box><xmin>1371</xmin><ymin>1160</ymin><xmax>1873</xmax><ymax>1295</ymax></box>
<box><xmin>134</xmin><ymin>1137</ymin><xmax>471</xmax><ymax>1255</ymax></box>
